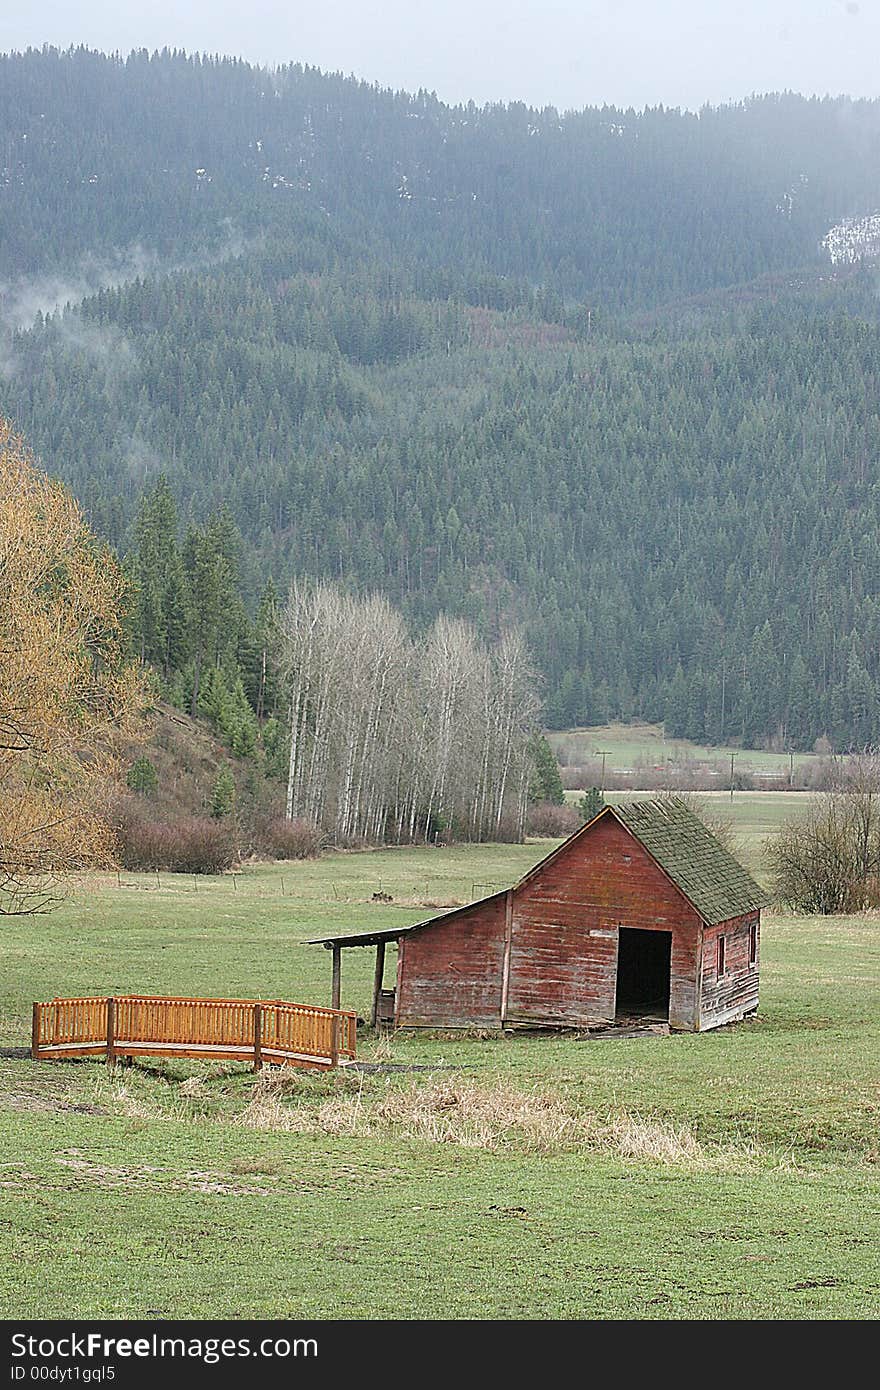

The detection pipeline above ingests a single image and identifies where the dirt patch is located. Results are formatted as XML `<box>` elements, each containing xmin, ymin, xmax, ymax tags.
<box><xmin>2</xmin><ymin>1091</ymin><xmax>106</xmax><ymax>1116</ymax></box>
<box><xmin>0</xmin><ymin>1162</ymin><xmax>42</xmax><ymax>1188</ymax></box>
<box><xmin>52</xmin><ymin>1152</ymin><xmax>282</xmax><ymax>1197</ymax></box>
<box><xmin>789</xmin><ymin>1276</ymin><xmax>845</xmax><ymax>1290</ymax></box>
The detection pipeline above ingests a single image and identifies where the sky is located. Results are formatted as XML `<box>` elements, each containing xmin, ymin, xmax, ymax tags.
<box><xmin>1</xmin><ymin>1</ymin><xmax>879</xmax><ymax>112</ymax></box>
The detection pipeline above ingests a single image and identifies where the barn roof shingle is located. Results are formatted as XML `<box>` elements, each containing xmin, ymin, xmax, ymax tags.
<box><xmin>609</xmin><ymin>797</ymin><xmax>768</xmax><ymax>924</ymax></box>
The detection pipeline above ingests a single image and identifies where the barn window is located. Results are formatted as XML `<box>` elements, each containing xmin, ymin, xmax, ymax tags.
<box><xmin>717</xmin><ymin>935</ymin><xmax>726</xmax><ymax>976</ymax></box>
<box><xmin>749</xmin><ymin>920</ymin><xmax>758</xmax><ymax>966</ymax></box>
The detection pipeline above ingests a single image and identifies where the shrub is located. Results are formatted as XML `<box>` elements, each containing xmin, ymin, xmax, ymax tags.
<box><xmin>115</xmin><ymin>798</ymin><xmax>237</xmax><ymax>874</ymax></box>
<box><xmin>525</xmin><ymin>801</ymin><xmax>581</xmax><ymax>837</ymax></box>
<box><xmin>767</xmin><ymin>760</ymin><xmax>880</xmax><ymax>912</ymax></box>
<box><xmin>257</xmin><ymin>816</ymin><xmax>323</xmax><ymax>861</ymax></box>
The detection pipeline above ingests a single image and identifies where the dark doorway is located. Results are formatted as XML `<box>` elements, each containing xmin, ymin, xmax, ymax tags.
<box><xmin>615</xmin><ymin>928</ymin><xmax>671</xmax><ymax>1020</ymax></box>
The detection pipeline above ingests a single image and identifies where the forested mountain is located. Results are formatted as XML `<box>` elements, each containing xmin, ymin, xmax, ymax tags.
<box><xmin>4</xmin><ymin>47</ymin><xmax>880</xmax><ymax>751</ymax></box>
<box><xmin>4</xmin><ymin>46</ymin><xmax>880</xmax><ymax>307</ymax></box>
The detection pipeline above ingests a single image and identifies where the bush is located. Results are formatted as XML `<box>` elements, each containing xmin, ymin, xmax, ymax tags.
<box><xmin>256</xmin><ymin>816</ymin><xmax>323</xmax><ymax>861</ymax></box>
<box><xmin>525</xmin><ymin>801</ymin><xmax>581</xmax><ymax>837</ymax></box>
<box><xmin>115</xmin><ymin>798</ymin><xmax>237</xmax><ymax>874</ymax></box>
<box><xmin>767</xmin><ymin>769</ymin><xmax>880</xmax><ymax>913</ymax></box>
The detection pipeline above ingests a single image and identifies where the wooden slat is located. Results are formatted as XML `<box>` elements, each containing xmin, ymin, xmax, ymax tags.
<box><xmin>30</xmin><ymin>994</ymin><xmax>356</xmax><ymax>1068</ymax></box>
<box><xmin>106</xmin><ymin>996</ymin><xmax>116</xmax><ymax>1070</ymax></box>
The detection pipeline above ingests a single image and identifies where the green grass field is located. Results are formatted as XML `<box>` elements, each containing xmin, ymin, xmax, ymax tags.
<box><xmin>550</xmin><ymin>721</ymin><xmax>820</xmax><ymax>779</ymax></box>
<box><xmin>2</xmin><ymin>829</ymin><xmax>879</xmax><ymax>1319</ymax></box>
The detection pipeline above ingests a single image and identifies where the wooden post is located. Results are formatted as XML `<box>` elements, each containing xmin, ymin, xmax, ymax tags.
<box><xmin>331</xmin><ymin>945</ymin><xmax>341</xmax><ymax>1012</ymax></box>
<box><xmin>106</xmin><ymin>996</ymin><xmax>116</xmax><ymax>1070</ymax></box>
<box><xmin>500</xmin><ymin>890</ymin><xmax>513</xmax><ymax>1026</ymax></box>
<box><xmin>253</xmin><ymin>1002</ymin><xmax>262</xmax><ymax>1072</ymax></box>
<box><xmin>371</xmin><ymin>941</ymin><xmax>386</xmax><ymax>1028</ymax></box>
<box><xmin>330</xmin><ymin>945</ymin><xmax>342</xmax><ymax>1068</ymax></box>
<box><xmin>31</xmin><ymin>1003</ymin><xmax>40</xmax><ymax>1060</ymax></box>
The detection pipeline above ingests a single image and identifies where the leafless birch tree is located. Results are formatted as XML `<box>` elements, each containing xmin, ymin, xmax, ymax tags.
<box><xmin>279</xmin><ymin>582</ymin><xmax>540</xmax><ymax>844</ymax></box>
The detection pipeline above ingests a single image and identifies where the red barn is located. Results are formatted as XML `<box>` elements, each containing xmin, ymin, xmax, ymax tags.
<box><xmin>312</xmin><ymin>798</ymin><xmax>768</xmax><ymax>1033</ymax></box>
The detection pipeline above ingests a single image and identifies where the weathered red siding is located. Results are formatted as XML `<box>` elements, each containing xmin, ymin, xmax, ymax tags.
<box><xmin>393</xmin><ymin>814</ymin><xmax>736</xmax><ymax>1031</ymax></box>
<box><xmin>699</xmin><ymin>912</ymin><xmax>760</xmax><ymax>1028</ymax></box>
<box><xmin>395</xmin><ymin>893</ymin><xmax>507</xmax><ymax>1028</ymax></box>
<box><xmin>506</xmin><ymin>815</ymin><xmax>702</xmax><ymax>1029</ymax></box>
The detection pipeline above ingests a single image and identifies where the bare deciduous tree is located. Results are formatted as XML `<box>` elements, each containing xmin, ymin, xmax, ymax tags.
<box><xmin>279</xmin><ymin>581</ymin><xmax>541</xmax><ymax>844</ymax></box>
<box><xmin>766</xmin><ymin>752</ymin><xmax>880</xmax><ymax>913</ymax></box>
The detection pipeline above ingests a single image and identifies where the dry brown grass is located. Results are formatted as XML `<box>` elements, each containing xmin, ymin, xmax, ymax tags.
<box><xmin>235</xmin><ymin>1071</ymin><xmax>732</xmax><ymax>1168</ymax></box>
<box><xmin>90</xmin><ymin>1063</ymin><xmax>752</xmax><ymax>1171</ymax></box>
<box><xmin>178</xmin><ymin>1076</ymin><xmax>209</xmax><ymax>1098</ymax></box>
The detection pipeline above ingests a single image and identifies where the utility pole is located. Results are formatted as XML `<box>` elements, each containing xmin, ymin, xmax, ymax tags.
<box><xmin>729</xmin><ymin>752</ymin><xmax>736</xmax><ymax>801</ymax></box>
<box><xmin>595</xmin><ymin>749</ymin><xmax>610</xmax><ymax>791</ymax></box>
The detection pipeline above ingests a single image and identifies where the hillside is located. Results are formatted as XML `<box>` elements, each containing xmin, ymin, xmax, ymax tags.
<box><xmin>5</xmin><ymin>49</ymin><xmax>880</xmax><ymax>304</ymax></box>
<box><xmin>4</xmin><ymin>49</ymin><xmax>880</xmax><ymax>748</ymax></box>
<box><xmin>116</xmin><ymin>700</ymin><xmax>299</xmax><ymax>868</ymax></box>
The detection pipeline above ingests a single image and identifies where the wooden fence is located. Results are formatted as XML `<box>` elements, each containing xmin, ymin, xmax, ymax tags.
<box><xmin>31</xmin><ymin>995</ymin><xmax>357</xmax><ymax>1070</ymax></box>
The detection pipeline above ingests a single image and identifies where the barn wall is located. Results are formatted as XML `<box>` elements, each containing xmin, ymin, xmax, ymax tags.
<box><xmin>395</xmin><ymin>894</ymin><xmax>507</xmax><ymax>1028</ymax></box>
<box><xmin>506</xmin><ymin>814</ymin><xmax>703</xmax><ymax>1029</ymax></box>
<box><xmin>393</xmin><ymin>813</ymin><xmax>756</xmax><ymax>1033</ymax></box>
<box><xmin>699</xmin><ymin>912</ymin><xmax>760</xmax><ymax>1029</ymax></box>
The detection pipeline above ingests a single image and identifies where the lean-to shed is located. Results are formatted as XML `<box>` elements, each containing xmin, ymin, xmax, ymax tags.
<box><xmin>311</xmin><ymin>797</ymin><xmax>768</xmax><ymax>1033</ymax></box>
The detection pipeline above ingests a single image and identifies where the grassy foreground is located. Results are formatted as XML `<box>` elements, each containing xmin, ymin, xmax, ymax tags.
<box><xmin>1</xmin><ymin>839</ymin><xmax>879</xmax><ymax>1319</ymax></box>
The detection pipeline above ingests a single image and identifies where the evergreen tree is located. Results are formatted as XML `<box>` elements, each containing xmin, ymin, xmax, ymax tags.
<box><xmin>210</xmin><ymin>768</ymin><xmax>236</xmax><ymax>819</ymax></box>
<box><xmin>579</xmin><ymin>787</ymin><xmax>606</xmax><ymax>821</ymax></box>
<box><xmin>529</xmin><ymin>735</ymin><xmax>566</xmax><ymax>805</ymax></box>
<box><xmin>126</xmin><ymin>755</ymin><xmax>159</xmax><ymax>797</ymax></box>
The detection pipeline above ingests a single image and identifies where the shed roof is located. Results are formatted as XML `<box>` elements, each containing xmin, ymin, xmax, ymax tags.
<box><xmin>605</xmin><ymin>798</ymin><xmax>768</xmax><ymax>924</ymax></box>
<box><xmin>308</xmin><ymin>924</ymin><xmax>419</xmax><ymax>949</ymax></box>
<box><xmin>308</xmin><ymin>891</ymin><xmax>508</xmax><ymax>950</ymax></box>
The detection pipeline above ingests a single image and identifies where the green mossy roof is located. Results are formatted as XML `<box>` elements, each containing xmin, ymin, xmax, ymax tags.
<box><xmin>612</xmin><ymin>797</ymin><xmax>768</xmax><ymax>924</ymax></box>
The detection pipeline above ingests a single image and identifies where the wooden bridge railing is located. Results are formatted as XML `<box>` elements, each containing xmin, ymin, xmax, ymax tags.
<box><xmin>32</xmin><ymin>995</ymin><xmax>357</xmax><ymax>1070</ymax></box>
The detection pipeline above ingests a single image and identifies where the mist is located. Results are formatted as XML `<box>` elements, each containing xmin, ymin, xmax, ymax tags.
<box><xmin>1</xmin><ymin>2</ymin><xmax>879</xmax><ymax>112</ymax></box>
